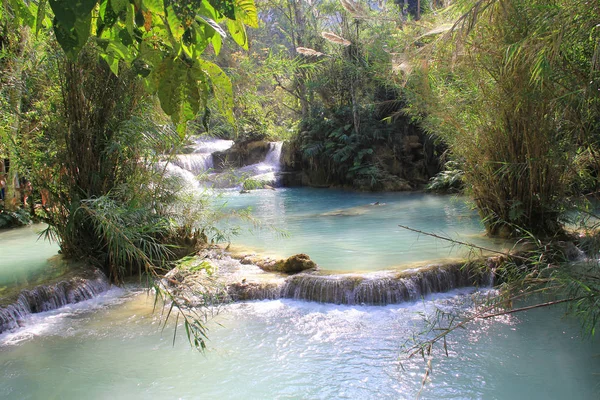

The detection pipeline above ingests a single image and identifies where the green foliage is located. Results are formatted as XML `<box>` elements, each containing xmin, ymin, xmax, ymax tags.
<box><xmin>5</xmin><ymin>0</ymin><xmax>258</xmax><ymax>133</ymax></box>
<box><xmin>404</xmin><ymin>0</ymin><xmax>600</xmax><ymax>236</ymax></box>
<box><xmin>426</xmin><ymin>160</ymin><xmax>464</xmax><ymax>193</ymax></box>
<box><xmin>0</xmin><ymin>207</ymin><xmax>31</xmax><ymax>229</ymax></box>
<box><xmin>242</xmin><ymin>176</ymin><xmax>263</xmax><ymax>190</ymax></box>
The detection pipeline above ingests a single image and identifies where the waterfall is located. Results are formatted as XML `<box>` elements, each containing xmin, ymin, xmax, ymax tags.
<box><xmin>0</xmin><ymin>268</ymin><xmax>110</xmax><ymax>334</ymax></box>
<box><xmin>161</xmin><ymin>162</ymin><xmax>200</xmax><ymax>189</ymax></box>
<box><xmin>163</xmin><ymin>139</ymin><xmax>285</xmax><ymax>189</ymax></box>
<box><xmin>237</xmin><ymin>142</ymin><xmax>283</xmax><ymax>187</ymax></box>
<box><xmin>264</xmin><ymin>142</ymin><xmax>283</xmax><ymax>169</ymax></box>
<box><xmin>223</xmin><ymin>262</ymin><xmax>494</xmax><ymax>306</ymax></box>
<box><xmin>172</xmin><ymin>138</ymin><xmax>234</xmax><ymax>175</ymax></box>
<box><xmin>173</xmin><ymin>154</ymin><xmax>214</xmax><ymax>174</ymax></box>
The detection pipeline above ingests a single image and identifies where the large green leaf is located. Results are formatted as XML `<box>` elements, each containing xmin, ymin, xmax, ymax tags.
<box><xmin>211</xmin><ymin>31</ymin><xmax>222</xmax><ymax>54</ymax></box>
<box><xmin>198</xmin><ymin>60</ymin><xmax>233</xmax><ymax>124</ymax></box>
<box><xmin>156</xmin><ymin>57</ymin><xmax>206</xmax><ymax>134</ymax></box>
<box><xmin>9</xmin><ymin>0</ymin><xmax>35</xmax><ymax>28</ymax></box>
<box><xmin>50</xmin><ymin>0</ymin><xmax>97</xmax><ymax>23</ymax></box>
<box><xmin>143</xmin><ymin>0</ymin><xmax>164</xmax><ymax>16</ymax></box>
<box><xmin>208</xmin><ymin>0</ymin><xmax>234</xmax><ymax>20</ymax></box>
<box><xmin>234</xmin><ymin>0</ymin><xmax>257</xmax><ymax>28</ymax></box>
<box><xmin>166</xmin><ymin>5</ymin><xmax>184</xmax><ymax>40</ymax></box>
<box><xmin>49</xmin><ymin>0</ymin><xmax>98</xmax><ymax>58</ymax></box>
<box><xmin>111</xmin><ymin>0</ymin><xmax>128</xmax><ymax>14</ymax></box>
<box><xmin>226</xmin><ymin>16</ymin><xmax>246</xmax><ymax>49</ymax></box>
<box><xmin>100</xmin><ymin>51</ymin><xmax>120</xmax><ymax>75</ymax></box>
<box><xmin>197</xmin><ymin>15</ymin><xmax>226</xmax><ymax>38</ymax></box>
<box><xmin>53</xmin><ymin>13</ymin><xmax>92</xmax><ymax>59</ymax></box>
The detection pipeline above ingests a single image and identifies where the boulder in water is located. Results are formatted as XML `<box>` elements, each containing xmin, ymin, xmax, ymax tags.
<box><xmin>266</xmin><ymin>254</ymin><xmax>318</xmax><ymax>274</ymax></box>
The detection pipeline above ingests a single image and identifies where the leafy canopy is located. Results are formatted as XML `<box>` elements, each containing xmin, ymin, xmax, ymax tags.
<box><xmin>6</xmin><ymin>0</ymin><xmax>258</xmax><ymax>134</ymax></box>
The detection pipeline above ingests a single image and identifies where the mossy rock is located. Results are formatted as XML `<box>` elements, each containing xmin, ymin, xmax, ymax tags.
<box><xmin>262</xmin><ymin>253</ymin><xmax>318</xmax><ymax>274</ymax></box>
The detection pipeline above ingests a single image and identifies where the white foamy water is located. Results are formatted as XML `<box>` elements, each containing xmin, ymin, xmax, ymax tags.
<box><xmin>1</xmin><ymin>288</ymin><xmax>599</xmax><ymax>399</ymax></box>
<box><xmin>172</xmin><ymin>138</ymin><xmax>235</xmax><ymax>174</ymax></box>
<box><xmin>228</xmin><ymin>141</ymin><xmax>284</xmax><ymax>187</ymax></box>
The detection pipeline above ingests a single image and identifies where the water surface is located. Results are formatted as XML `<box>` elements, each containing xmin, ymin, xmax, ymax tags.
<box><xmin>219</xmin><ymin>188</ymin><xmax>511</xmax><ymax>272</ymax></box>
<box><xmin>0</xmin><ymin>290</ymin><xmax>598</xmax><ymax>399</ymax></box>
<box><xmin>0</xmin><ymin>225</ymin><xmax>61</xmax><ymax>300</ymax></box>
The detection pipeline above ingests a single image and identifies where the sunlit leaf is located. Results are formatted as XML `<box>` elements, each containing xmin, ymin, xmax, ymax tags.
<box><xmin>10</xmin><ymin>0</ymin><xmax>35</xmax><ymax>28</ymax></box>
<box><xmin>197</xmin><ymin>15</ymin><xmax>226</xmax><ymax>38</ymax></box>
<box><xmin>208</xmin><ymin>0</ymin><xmax>235</xmax><ymax>20</ymax></box>
<box><xmin>234</xmin><ymin>0</ymin><xmax>257</xmax><ymax>28</ymax></box>
<box><xmin>143</xmin><ymin>0</ymin><xmax>165</xmax><ymax>16</ymax></box>
<box><xmin>166</xmin><ymin>5</ymin><xmax>184</xmax><ymax>40</ymax></box>
<box><xmin>198</xmin><ymin>60</ymin><xmax>233</xmax><ymax>124</ymax></box>
<box><xmin>226</xmin><ymin>17</ymin><xmax>247</xmax><ymax>49</ymax></box>
<box><xmin>111</xmin><ymin>0</ymin><xmax>128</xmax><ymax>14</ymax></box>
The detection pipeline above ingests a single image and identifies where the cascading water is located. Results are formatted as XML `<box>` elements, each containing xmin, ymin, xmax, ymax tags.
<box><xmin>196</xmin><ymin>251</ymin><xmax>494</xmax><ymax>306</ymax></box>
<box><xmin>235</xmin><ymin>141</ymin><xmax>284</xmax><ymax>187</ymax></box>
<box><xmin>0</xmin><ymin>268</ymin><xmax>110</xmax><ymax>333</ymax></box>
<box><xmin>172</xmin><ymin>138</ymin><xmax>234</xmax><ymax>175</ymax></box>
<box><xmin>165</xmin><ymin>139</ymin><xmax>283</xmax><ymax>189</ymax></box>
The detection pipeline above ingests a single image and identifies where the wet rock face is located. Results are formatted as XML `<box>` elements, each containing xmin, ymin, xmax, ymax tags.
<box><xmin>212</xmin><ymin>140</ymin><xmax>271</xmax><ymax>170</ymax></box>
<box><xmin>242</xmin><ymin>253</ymin><xmax>318</xmax><ymax>274</ymax></box>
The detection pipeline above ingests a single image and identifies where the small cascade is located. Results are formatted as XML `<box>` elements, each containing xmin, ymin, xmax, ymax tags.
<box><xmin>0</xmin><ymin>268</ymin><xmax>110</xmax><ymax>334</ymax></box>
<box><xmin>277</xmin><ymin>264</ymin><xmax>492</xmax><ymax>305</ymax></box>
<box><xmin>264</xmin><ymin>142</ymin><xmax>283</xmax><ymax>168</ymax></box>
<box><xmin>236</xmin><ymin>142</ymin><xmax>283</xmax><ymax>187</ymax></box>
<box><xmin>161</xmin><ymin>162</ymin><xmax>200</xmax><ymax>189</ymax></box>
<box><xmin>221</xmin><ymin>261</ymin><xmax>494</xmax><ymax>306</ymax></box>
<box><xmin>172</xmin><ymin>138</ymin><xmax>234</xmax><ymax>175</ymax></box>
<box><xmin>173</xmin><ymin>154</ymin><xmax>214</xmax><ymax>174</ymax></box>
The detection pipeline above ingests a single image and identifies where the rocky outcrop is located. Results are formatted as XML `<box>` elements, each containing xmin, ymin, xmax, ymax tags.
<box><xmin>167</xmin><ymin>248</ymin><xmax>496</xmax><ymax>307</ymax></box>
<box><xmin>274</xmin><ymin>254</ymin><xmax>318</xmax><ymax>274</ymax></box>
<box><xmin>238</xmin><ymin>253</ymin><xmax>318</xmax><ymax>274</ymax></box>
<box><xmin>212</xmin><ymin>140</ymin><xmax>271</xmax><ymax>170</ymax></box>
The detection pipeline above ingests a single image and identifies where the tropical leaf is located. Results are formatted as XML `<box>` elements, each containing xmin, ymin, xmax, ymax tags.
<box><xmin>111</xmin><ymin>0</ymin><xmax>128</xmax><ymax>14</ymax></box>
<box><xmin>198</xmin><ymin>60</ymin><xmax>234</xmax><ymax>124</ymax></box>
<box><xmin>166</xmin><ymin>5</ymin><xmax>185</xmax><ymax>40</ymax></box>
<box><xmin>49</xmin><ymin>0</ymin><xmax>98</xmax><ymax>58</ymax></box>
<box><xmin>234</xmin><ymin>0</ymin><xmax>258</xmax><ymax>28</ymax></box>
<box><xmin>208</xmin><ymin>0</ymin><xmax>235</xmax><ymax>20</ymax></box>
<box><xmin>9</xmin><ymin>0</ymin><xmax>35</xmax><ymax>28</ymax></box>
<box><xmin>197</xmin><ymin>15</ymin><xmax>227</xmax><ymax>38</ymax></box>
<box><xmin>226</xmin><ymin>17</ymin><xmax>247</xmax><ymax>49</ymax></box>
<box><xmin>143</xmin><ymin>0</ymin><xmax>165</xmax><ymax>16</ymax></box>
